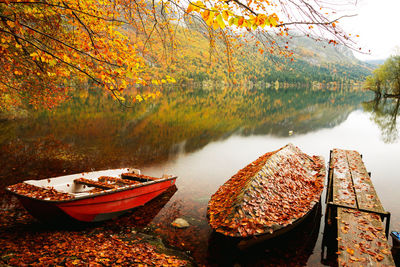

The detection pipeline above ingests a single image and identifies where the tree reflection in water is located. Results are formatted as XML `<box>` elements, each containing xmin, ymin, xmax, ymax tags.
<box><xmin>363</xmin><ymin>95</ymin><xmax>400</xmax><ymax>143</ymax></box>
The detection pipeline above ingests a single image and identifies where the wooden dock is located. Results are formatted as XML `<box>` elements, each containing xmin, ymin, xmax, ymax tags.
<box><xmin>325</xmin><ymin>148</ymin><xmax>395</xmax><ymax>266</ymax></box>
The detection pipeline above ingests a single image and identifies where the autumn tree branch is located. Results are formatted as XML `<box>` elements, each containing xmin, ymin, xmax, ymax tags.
<box><xmin>0</xmin><ymin>14</ymin><xmax>122</xmax><ymax>68</ymax></box>
<box><xmin>0</xmin><ymin>28</ymin><xmax>103</xmax><ymax>85</ymax></box>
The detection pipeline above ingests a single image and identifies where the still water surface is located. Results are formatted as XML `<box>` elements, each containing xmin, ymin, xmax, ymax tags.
<box><xmin>1</xmin><ymin>87</ymin><xmax>399</xmax><ymax>265</ymax></box>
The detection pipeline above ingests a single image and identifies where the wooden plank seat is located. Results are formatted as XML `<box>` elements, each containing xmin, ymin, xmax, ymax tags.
<box><xmin>121</xmin><ymin>173</ymin><xmax>160</xmax><ymax>182</ymax></box>
<box><xmin>97</xmin><ymin>176</ymin><xmax>140</xmax><ymax>186</ymax></box>
<box><xmin>337</xmin><ymin>208</ymin><xmax>395</xmax><ymax>266</ymax></box>
<box><xmin>73</xmin><ymin>178</ymin><xmax>117</xmax><ymax>190</ymax></box>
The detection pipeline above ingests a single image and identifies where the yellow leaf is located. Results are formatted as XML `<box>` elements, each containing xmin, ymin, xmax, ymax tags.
<box><xmin>126</xmin><ymin>71</ymin><xmax>134</xmax><ymax>79</ymax></box>
<box><xmin>49</xmin><ymin>58</ymin><xmax>57</xmax><ymax>67</ymax></box>
<box><xmin>63</xmin><ymin>54</ymin><xmax>71</xmax><ymax>63</ymax></box>
<box><xmin>222</xmin><ymin>10</ymin><xmax>229</xmax><ymax>21</ymax></box>
<box><xmin>263</xmin><ymin>18</ymin><xmax>271</xmax><ymax>27</ymax></box>
<box><xmin>212</xmin><ymin>21</ymin><xmax>218</xmax><ymax>30</ymax></box>
<box><xmin>166</xmin><ymin>76</ymin><xmax>176</xmax><ymax>83</ymax></box>
<box><xmin>229</xmin><ymin>17</ymin><xmax>235</xmax><ymax>26</ymax></box>
<box><xmin>269</xmin><ymin>14</ymin><xmax>279</xmax><ymax>27</ymax></box>
<box><xmin>136</xmin><ymin>95</ymin><xmax>143</xmax><ymax>102</ymax></box>
<box><xmin>233</xmin><ymin>17</ymin><xmax>239</xmax><ymax>26</ymax></box>
<box><xmin>270</xmin><ymin>18</ymin><xmax>277</xmax><ymax>26</ymax></box>
<box><xmin>216</xmin><ymin>14</ymin><xmax>225</xmax><ymax>29</ymax></box>
<box><xmin>206</xmin><ymin>11</ymin><xmax>216</xmax><ymax>26</ymax></box>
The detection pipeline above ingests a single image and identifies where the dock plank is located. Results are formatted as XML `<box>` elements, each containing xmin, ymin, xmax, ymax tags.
<box><xmin>346</xmin><ymin>150</ymin><xmax>385</xmax><ymax>214</ymax></box>
<box><xmin>331</xmin><ymin>149</ymin><xmax>357</xmax><ymax>209</ymax></box>
<box><xmin>337</xmin><ymin>208</ymin><xmax>395</xmax><ymax>266</ymax></box>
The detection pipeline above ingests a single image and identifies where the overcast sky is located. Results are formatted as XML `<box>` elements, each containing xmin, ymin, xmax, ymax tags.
<box><xmin>341</xmin><ymin>0</ymin><xmax>400</xmax><ymax>61</ymax></box>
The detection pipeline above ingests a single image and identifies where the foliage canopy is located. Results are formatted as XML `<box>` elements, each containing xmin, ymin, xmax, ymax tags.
<box><xmin>0</xmin><ymin>0</ymin><xmax>359</xmax><ymax>109</ymax></box>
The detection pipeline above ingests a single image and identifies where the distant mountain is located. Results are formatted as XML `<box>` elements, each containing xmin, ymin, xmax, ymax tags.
<box><xmin>145</xmin><ymin>26</ymin><xmax>372</xmax><ymax>85</ymax></box>
<box><xmin>289</xmin><ymin>35</ymin><xmax>359</xmax><ymax>64</ymax></box>
<box><xmin>277</xmin><ymin>35</ymin><xmax>373</xmax><ymax>83</ymax></box>
<box><xmin>228</xmin><ymin>33</ymin><xmax>373</xmax><ymax>85</ymax></box>
<box><xmin>363</xmin><ymin>59</ymin><xmax>386</xmax><ymax>66</ymax></box>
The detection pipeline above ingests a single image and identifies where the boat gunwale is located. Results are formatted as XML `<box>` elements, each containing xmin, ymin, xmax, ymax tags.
<box><xmin>6</xmin><ymin>176</ymin><xmax>177</xmax><ymax>204</ymax></box>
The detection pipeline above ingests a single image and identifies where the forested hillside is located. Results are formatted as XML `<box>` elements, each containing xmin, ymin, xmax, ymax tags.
<box><xmin>147</xmin><ymin>27</ymin><xmax>372</xmax><ymax>87</ymax></box>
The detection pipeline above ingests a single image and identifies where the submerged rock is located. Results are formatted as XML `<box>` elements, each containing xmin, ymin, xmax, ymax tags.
<box><xmin>171</xmin><ymin>218</ymin><xmax>190</xmax><ymax>228</ymax></box>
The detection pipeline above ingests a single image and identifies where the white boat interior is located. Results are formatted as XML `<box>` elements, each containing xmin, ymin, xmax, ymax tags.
<box><xmin>24</xmin><ymin>168</ymin><xmax>140</xmax><ymax>196</ymax></box>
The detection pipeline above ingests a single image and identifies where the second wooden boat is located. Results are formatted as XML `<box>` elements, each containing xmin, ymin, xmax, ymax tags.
<box><xmin>207</xmin><ymin>143</ymin><xmax>325</xmax><ymax>245</ymax></box>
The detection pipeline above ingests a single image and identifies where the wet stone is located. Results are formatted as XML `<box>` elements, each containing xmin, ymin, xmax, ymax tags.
<box><xmin>171</xmin><ymin>218</ymin><xmax>190</xmax><ymax>228</ymax></box>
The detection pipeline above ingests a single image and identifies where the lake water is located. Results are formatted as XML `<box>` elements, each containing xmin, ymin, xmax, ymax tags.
<box><xmin>1</xmin><ymin>87</ymin><xmax>399</xmax><ymax>266</ymax></box>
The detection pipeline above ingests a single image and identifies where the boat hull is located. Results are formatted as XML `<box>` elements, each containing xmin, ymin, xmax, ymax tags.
<box><xmin>15</xmin><ymin>178</ymin><xmax>176</xmax><ymax>223</ymax></box>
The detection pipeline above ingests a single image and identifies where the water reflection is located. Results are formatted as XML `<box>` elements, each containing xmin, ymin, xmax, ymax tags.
<box><xmin>363</xmin><ymin>96</ymin><xmax>400</xmax><ymax>143</ymax></box>
<box><xmin>0</xmin><ymin>87</ymin><xmax>370</xmax><ymax>186</ymax></box>
<box><xmin>1</xmin><ymin>86</ymin><xmax>380</xmax><ymax>265</ymax></box>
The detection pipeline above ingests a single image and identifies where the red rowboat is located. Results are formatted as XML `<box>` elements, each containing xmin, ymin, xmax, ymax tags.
<box><xmin>6</xmin><ymin>168</ymin><xmax>177</xmax><ymax>223</ymax></box>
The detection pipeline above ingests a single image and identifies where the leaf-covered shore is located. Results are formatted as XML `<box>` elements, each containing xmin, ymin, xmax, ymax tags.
<box><xmin>0</xmin><ymin>193</ymin><xmax>192</xmax><ymax>266</ymax></box>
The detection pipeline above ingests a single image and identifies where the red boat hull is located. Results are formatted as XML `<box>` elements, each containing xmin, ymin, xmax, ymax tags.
<box><xmin>17</xmin><ymin>178</ymin><xmax>176</xmax><ymax>222</ymax></box>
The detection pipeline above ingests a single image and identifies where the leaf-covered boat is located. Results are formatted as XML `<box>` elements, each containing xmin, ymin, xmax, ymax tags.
<box><xmin>6</xmin><ymin>168</ymin><xmax>177</xmax><ymax>223</ymax></box>
<box><xmin>207</xmin><ymin>143</ymin><xmax>325</xmax><ymax>242</ymax></box>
